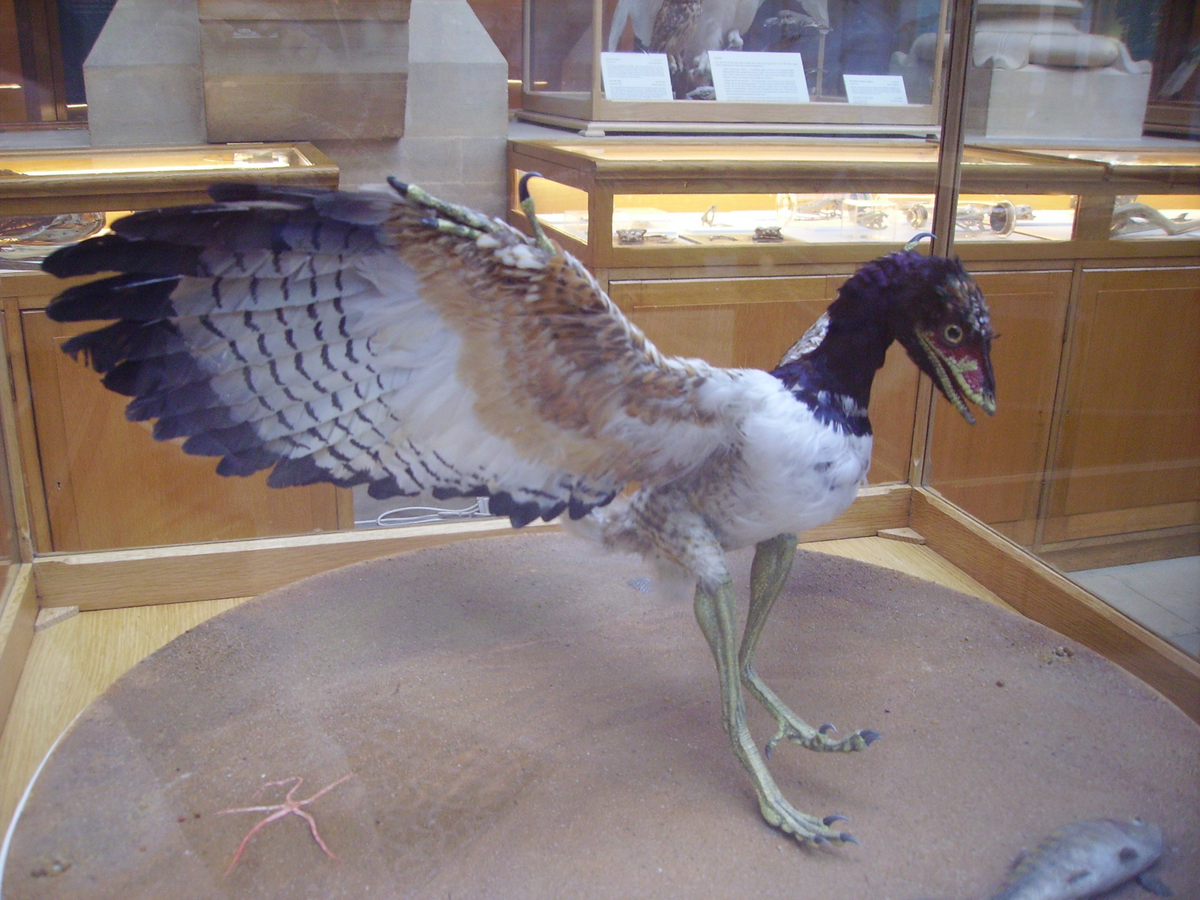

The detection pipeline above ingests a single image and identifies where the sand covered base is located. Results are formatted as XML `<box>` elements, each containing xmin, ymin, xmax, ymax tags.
<box><xmin>4</xmin><ymin>533</ymin><xmax>1197</xmax><ymax>899</ymax></box>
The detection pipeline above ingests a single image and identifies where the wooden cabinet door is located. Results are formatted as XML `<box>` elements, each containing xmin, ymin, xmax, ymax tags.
<box><xmin>1043</xmin><ymin>266</ymin><xmax>1200</xmax><ymax>544</ymax></box>
<box><xmin>22</xmin><ymin>309</ymin><xmax>349</xmax><ymax>553</ymax></box>
<box><xmin>926</xmin><ymin>269</ymin><xmax>1073</xmax><ymax>545</ymax></box>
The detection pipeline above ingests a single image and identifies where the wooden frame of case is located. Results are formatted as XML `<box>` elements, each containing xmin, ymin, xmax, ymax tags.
<box><xmin>507</xmin><ymin>138</ymin><xmax>1200</xmax><ymax>268</ymax></box>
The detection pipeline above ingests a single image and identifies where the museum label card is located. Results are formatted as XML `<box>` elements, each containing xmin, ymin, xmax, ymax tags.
<box><xmin>709</xmin><ymin>51</ymin><xmax>809</xmax><ymax>103</ymax></box>
<box><xmin>842</xmin><ymin>74</ymin><xmax>908</xmax><ymax>105</ymax></box>
<box><xmin>600</xmin><ymin>52</ymin><xmax>674</xmax><ymax>101</ymax></box>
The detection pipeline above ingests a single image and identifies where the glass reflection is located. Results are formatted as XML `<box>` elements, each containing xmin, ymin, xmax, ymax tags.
<box><xmin>926</xmin><ymin>0</ymin><xmax>1200</xmax><ymax>660</ymax></box>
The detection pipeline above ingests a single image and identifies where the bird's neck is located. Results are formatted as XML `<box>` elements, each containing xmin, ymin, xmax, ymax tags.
<box><xmin>770</xmin><ymin>282</ymin><xmax>896</xmax><ymax>437</ymax></box>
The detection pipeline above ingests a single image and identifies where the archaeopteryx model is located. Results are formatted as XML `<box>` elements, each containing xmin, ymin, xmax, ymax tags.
<box><xmin>43</xmin><ymin>175</ymin><xmax>996</xmax><ymax>846</ymax></box>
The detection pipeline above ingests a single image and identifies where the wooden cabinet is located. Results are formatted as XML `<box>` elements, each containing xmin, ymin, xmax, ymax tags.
<box><xmin>927</xmin><ymin>269</ymin><xmax>1073</xmax><ymax>545</ymax></box>
<box><xmin>0</xmin><ymin>142</ymin><xmax>348</xmax><ymax>554</ymax></box>
<box><xmin>5</xmin><ymin>276</ymin><xmax>351</xmax><ymax>554</ymax></box>
<box><xmin>926</xmin><ymin>263</ymin><xmax>1200</xmax><ymax>568</ymax></box>
<box><xmin>1043</xmin><ymin>266</ymin><xmax>1200</xmax><ymax>547</ymax></box>
<box><xmin>509</xmin><ymin>138</ymin><xmax>1200</xmax><ymax>567</ymax></box>
<box><xmin>17</xmin><ymin>300</ymin><xmax>349</xmax><ymax>553</ymax></box>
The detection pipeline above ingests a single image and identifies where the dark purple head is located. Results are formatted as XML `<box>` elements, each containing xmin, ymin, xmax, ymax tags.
<box><xmin>842</xmin><ymin>250</ymin><xmax>996</xmax><ymax>423</ymax></box>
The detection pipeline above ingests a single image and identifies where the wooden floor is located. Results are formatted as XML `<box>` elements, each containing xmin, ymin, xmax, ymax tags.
<box><xmin>0</xmin><ymin>536</ymin><xmax>1005</xmax><ymax>838</ymax></box>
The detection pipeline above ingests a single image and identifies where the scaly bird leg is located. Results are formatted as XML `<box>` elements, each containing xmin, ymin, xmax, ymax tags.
<box><xmin>694</xmin><ymin>575</ymin><xmax>856</xmax><ymax>845</ymax></box>
<box><xmin>740</xmin><ymin>533</ymin><xmax>880</xmax><ymax>758</ymax></box>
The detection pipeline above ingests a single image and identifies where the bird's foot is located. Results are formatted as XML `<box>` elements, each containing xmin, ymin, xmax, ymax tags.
<box><xmin>389</xmin><ymin>177</ymin><xmax>495</xmax><ymax>236</ymax></box>
<box><xmin>755</xmin><ymin>790</ymin><xmax>859</xmax><ymax>847</ymax></box>
<box><xmin>743</xmin><ymin>665</ymin><xmax>880</xmax><ymax>757</ymax></box>
<box><xmin>764</xmin><ymin>719</ymin><xmax>881</xmax><ymax>758</ymax></box>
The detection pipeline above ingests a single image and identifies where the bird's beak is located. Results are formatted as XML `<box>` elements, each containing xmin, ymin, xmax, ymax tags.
<box><xmin>917</xmin><ymin>332</ymin><xmax>996</xmax><ymax>425</ymax></box>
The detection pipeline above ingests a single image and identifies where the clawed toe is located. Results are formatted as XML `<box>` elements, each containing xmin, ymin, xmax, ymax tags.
<box><xmin>766</xmin><ymin>722</ymin><xmax>882</xmax><ymax>757</ymax></box>
<box><xmin>806</xmin><ymin>828</ymin><xmax>859</xmax><ymax>848</ymax></box>
<box><xmin>773</xmin><ymin>809</ymin><xmax>862</xmax><ymax>848</ymax></box>
<box><xmin>757</xmin><ymin>792</ymin><xmax>862</xmax><ymax>848</ymax></box>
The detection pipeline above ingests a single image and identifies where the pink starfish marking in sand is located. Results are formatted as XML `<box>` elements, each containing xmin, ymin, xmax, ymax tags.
<box><xmin>215</xmin><ymin>774</ymin><xmax>354</xmax><ymax>875</ymax></box>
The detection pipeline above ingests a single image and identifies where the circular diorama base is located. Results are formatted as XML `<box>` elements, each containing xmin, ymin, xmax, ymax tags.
<box><xmin>3</xmin><ymin>533</ymin><xmax>1197</xmax><ymax>899</ymax></box>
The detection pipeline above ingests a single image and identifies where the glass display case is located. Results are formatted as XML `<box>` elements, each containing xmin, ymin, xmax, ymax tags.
<box><xmin>921</xmin><ymin>142</ymin><xmax>1200</xmax><ymax>662</ymax></box>
<box><xmin>1023</xmin><ymin>148</ymin><xmax>1200</xmax><ymax>242</ymax></box>
<box><xmin>508</xmin><ymin>134</ymin><xmax>1200</xmax><ymax>677</ymax></box>
<box><xmin>510</xmin><ymin>139</ymin><xmax>1200</xmax><ymax>268</ymax></box>
<box><xmin>508</xmin><ymin>138</ymin><xmax>1115</xmax><ymax>267</ymax></box>
<box><xmin>522</xmin><ymin>0</ymin><xmax>954</xmax><ymax>134</ymax></box>
<box><xmin>0</xmin><ymin>143</ymin><xmax>337</xmax><ymax>267</ymax></box>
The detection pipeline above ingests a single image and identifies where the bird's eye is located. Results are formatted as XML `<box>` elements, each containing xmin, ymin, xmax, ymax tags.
<box><xmin>942</xmin><ymin>324</ymin><xmax>964</xmax><ymax>345</ymax></box>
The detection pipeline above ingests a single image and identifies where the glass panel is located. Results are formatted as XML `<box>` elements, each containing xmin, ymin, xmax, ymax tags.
<box><xmin>520</xmin><ymin>172</ymin><xmax>591</xmax><ymax>243</ymax></box>
<box><xmin>0</xmin><ymin>308</ymin><xmax>18</xmax><ymax>573</ymax></box>
<box><xmin>0</xmin><ymin>146</ymin><xmax>312</xmax><ymax>177</ymax></box>
<box><xmin>926</xmin><ymin>0</ymin><xmax>1200</xmax><ymax>660</ymax></box>
<box><xmin>528</xmin><ymin>0</ymin><xmax>594</xmax><ymax>92</ymax></box>
<box><xmin>603</xmin><ymin>190</ymin><xmax>1077</xmax><ymax>248</ymax></box>
<box><xmin>524</xmin><ymin>0</ymin><xmax>952</xmax><ymax>129</ymax></box>
<box><xmin>1110</xmin><ymin>195</ymin><xmax>1200</xmax><ymax>240</ymax></box>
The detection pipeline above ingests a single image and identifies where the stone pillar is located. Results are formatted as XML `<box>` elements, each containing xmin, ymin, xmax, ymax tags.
<box><xmin>314</xmin><ymin>0</ymin><xmax>509</xmax><ymax>216</ymax></box>
<box><xmin>83</xmin><ymin>0</ymin><xmax>207</xmax><ymax>147</ymax></box>
<box><xmin>83</xmin><ymin>0</ymin><xmax>510</xmax><ymax>216</ymax></box>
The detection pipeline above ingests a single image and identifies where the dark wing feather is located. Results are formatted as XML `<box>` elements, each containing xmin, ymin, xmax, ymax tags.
<box><xmin>43</xmin><ymin>183</ymin><xmax>747</xmax><ymax>527</ymax></box>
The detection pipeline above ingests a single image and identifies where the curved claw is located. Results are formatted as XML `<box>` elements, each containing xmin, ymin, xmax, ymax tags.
<box><xmin>823</xmin><ymin>814</ymin><xmax>850</xmax><ymax>826</ymax></box>
<box><xmin>860</xmin><ymin>729</ymin><xmax>882</xmax><ymax>746</ymax></box>
<box><xmin>518</xmin><ymin>171</ymin><xmax>543</xmax><ymax>203</ymax></box>
<box><xmin>764</xmin><ymin>721</ymin><xmax>790</xmax><ymax>759</ymax></box>
<box><xmin>818</xmin><ymin>723</ymin><xmax>837</xmax><ymax>734</ymax></box>
<box><xmin>806</xmin><ymin>829</ymin><xmax>859</xmax><ymax>849</ymax></box>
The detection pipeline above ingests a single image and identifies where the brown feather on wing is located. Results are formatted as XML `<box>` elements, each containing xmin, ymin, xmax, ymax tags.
<box><xmin>370</xmin><ymin>197</ymin><xmax>731</xmax><ymax>485</ymax></box>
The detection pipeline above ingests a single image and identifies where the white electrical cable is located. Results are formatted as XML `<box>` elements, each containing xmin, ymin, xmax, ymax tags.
<box><xmin>353</xmin><ymin>497</ymin><xmax>493</xmax><ymax>529</ymax></box>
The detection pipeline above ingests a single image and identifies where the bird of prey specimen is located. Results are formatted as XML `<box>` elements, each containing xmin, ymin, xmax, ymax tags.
<box><xmin>608</xmin><ymin>0</ymin><xmax>761</xmax><ymax>54</ymax></box>
<box><xmin>42</xmin><ymin>176</ymin><xmax>996</xmax><ymax>846</ymax></box>
<box><xmin>650</xmin><ymin>0</ymin><xmax>705</xmax><ymax>98</ymax></box>
<box><xmin>610</xmin><ymin>0</ymin><xmax>761</xmax><ymax>97</ymax></box>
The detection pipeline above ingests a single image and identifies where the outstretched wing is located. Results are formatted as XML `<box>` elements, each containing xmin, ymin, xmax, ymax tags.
<box><xmin>43</xmin><ymin>182</ymin><xmax>745</xmax><ymax>527</ymax></box>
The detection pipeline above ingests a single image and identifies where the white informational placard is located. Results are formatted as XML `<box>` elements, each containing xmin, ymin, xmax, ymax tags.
<box><xmin>599</xmin><ymin>52</ymin><xmax>674</xmax><ymax>102</ymax></box>
<box><xmin>842</xmin><ymin>74</ymin><xmax>909</xmax><ymax>106</ymax></box>
<box><xmin>709</xmin><ymin>51</ymin><xmax>809</xmax><ymax>103</ymax></box>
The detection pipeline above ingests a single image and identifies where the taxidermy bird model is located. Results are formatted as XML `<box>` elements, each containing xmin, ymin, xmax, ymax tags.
<box><xmin>42</xmin><ymin>176</ymin><xmax>996</xmax><ymax>847</ymax></box>
<box><xmin>650</xmin><ymin>0</ymin><xmax>705</xmax><ymax>98</ymax></box>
